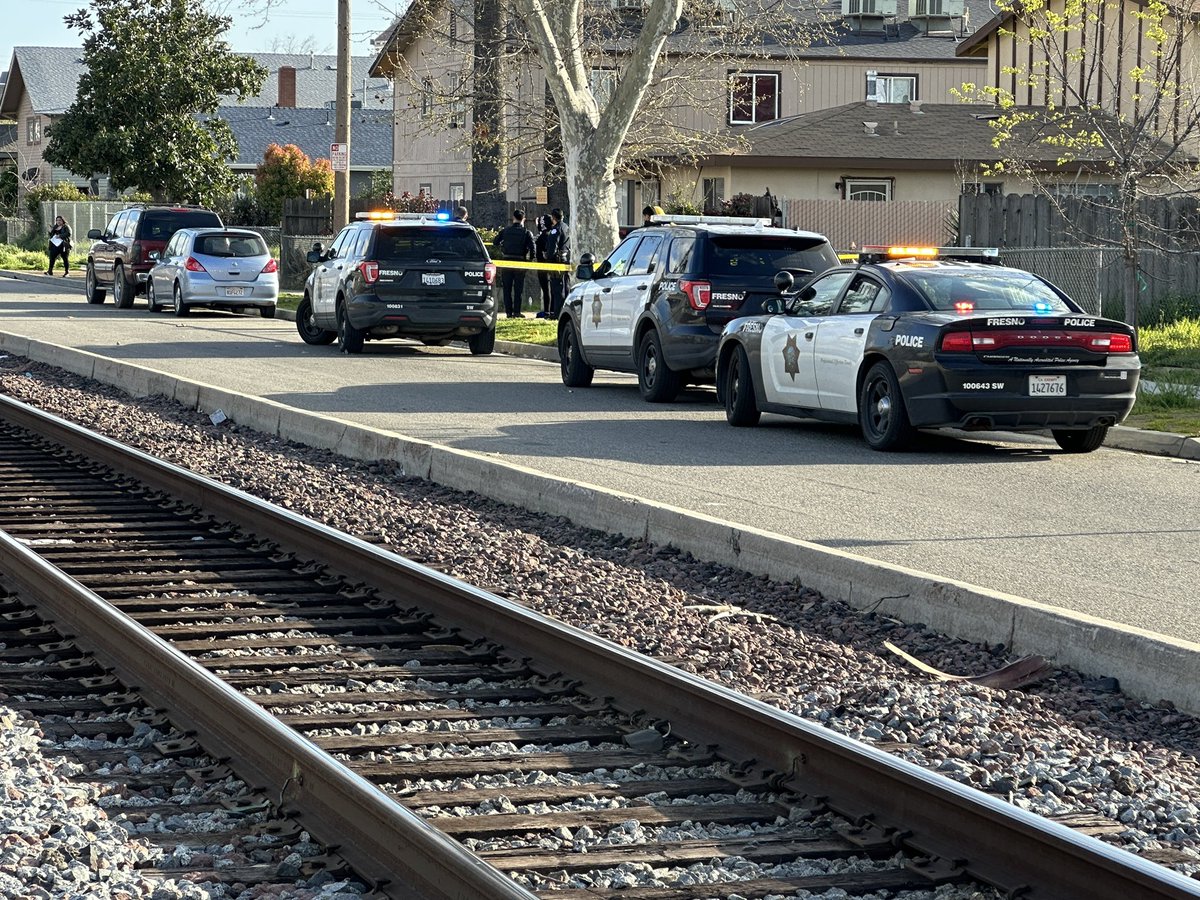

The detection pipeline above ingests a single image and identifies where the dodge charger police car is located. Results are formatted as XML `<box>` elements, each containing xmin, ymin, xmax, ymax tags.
<box><xmin>715</xmin><ymin>246</ymin><xmax>1140</xmax><ymax>452</ymax></box>
<box><xmin>558</xmin><ymin>215</ymin><xmax>837</xmax><ymax>401</ymax></box>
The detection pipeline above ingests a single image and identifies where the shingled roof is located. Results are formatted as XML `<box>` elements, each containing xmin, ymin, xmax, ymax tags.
<box><xmin>0</xmin><ymin>48</ymin><xmax>389</xmax><ymax>117</ymax></box>
<box><xmin>709</xmin><ymin>101</ymin><xmax>1120</xmax><ymax>168</ymax></box>
<box><xmin>217</xmin><ymin>106</ymin><xmax>393</xmax><ymax>170</ymax></box>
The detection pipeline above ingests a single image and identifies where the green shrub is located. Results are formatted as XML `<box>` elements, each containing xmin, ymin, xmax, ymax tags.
<box><xmin>23</xmin><ymin>182</ymin><xmax>88</xmax><ymax>225</ymax></box>
<box><xmin>1138</xmin><ymin>318</ymin><xmax>1200</xmax><ymax>368</ymax></box>
<box><xmin>663</xmin><ymin>193</ymin><xmax>702</xmax><ymax>216</ymax></box>
<box><xmin>0</xmin><ymin>242</ymin><xmax>50</xmax><ymax>270</ymax></box>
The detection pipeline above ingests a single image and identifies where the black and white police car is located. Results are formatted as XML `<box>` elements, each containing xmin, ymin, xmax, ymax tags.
<box><xmin>559</xmin><ymin>214</ymin><xmax>837</xmax><ymax>401</ymax></box>
<box><xmin>715</xmin><ymin>246</ymin><xmax>1140</xmax><ymax>452</ymax></box>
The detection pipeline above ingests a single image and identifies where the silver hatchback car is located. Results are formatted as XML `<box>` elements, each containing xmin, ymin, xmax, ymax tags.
<box><xmin>147</xmin><ymin>228</ymin><xmax>278</xmax><ymax>317</ymax></box>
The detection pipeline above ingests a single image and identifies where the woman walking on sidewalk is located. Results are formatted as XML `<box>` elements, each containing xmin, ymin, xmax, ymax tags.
<box><xmin>46</xmin><ymin>216</ymin><xmax>72</xmax><ymax>276</ymax></box>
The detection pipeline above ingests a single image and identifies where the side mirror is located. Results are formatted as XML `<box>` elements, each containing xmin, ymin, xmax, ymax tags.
<box><xmin>762</xmin><ymin>298</ymin><xmax>782</xmax><ymax>315</ymax></box>
<box><xmin>147</xmin><ymin>250</ymin><xmax>160</xmax><ymax>262</ymax></box>
<box><xmin>305</xmin><ymin>250</ymin><xmax>321</xmax><ymax>264</ymax></box>
<box><xmin>87</xmin><ymin>228</ymin><xmax>102</xmax><ymax>240</ymax></box>
<box><xmin>575</xmin><ymin>252</ymin><xmax>596</xmax><ymax>281</ymax></box>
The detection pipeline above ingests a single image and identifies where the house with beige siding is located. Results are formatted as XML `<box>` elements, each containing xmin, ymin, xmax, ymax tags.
<box><xmin>370</xmin><ymin>0</ymin><xmax>996</xmax><ymax>224</ymax></box>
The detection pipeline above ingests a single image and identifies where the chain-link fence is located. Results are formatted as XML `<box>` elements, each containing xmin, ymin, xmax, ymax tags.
<box><xmin>280</xmin><ymin>233</ymin><xmax>333</xmax><ymax>292</ymax></box>
<box><xmin>1000</xmin><ymin>248</ymin><xmax>1107</xmax><ymax>316</ymax></box>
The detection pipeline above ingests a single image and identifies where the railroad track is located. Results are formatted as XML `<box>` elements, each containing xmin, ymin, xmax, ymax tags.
<box><xmin>0</xmin><ymin>392</ymin><xmax>1195</xmax><ymax>900</ymax></box>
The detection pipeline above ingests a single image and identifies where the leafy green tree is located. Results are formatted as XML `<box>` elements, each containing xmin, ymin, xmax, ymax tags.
<box><xmin>254</xmin><ymin>143</ymin><xmax>334</xmax><ymax>223</ymax></box>
<box><xmin>45</xmin><ymin>0</ymin><xmax>265</xmax><ymax>204</ymax></box>
<box><xmin>23</xmin><ymin>182</ymin><xmax>87</xmax><ymax>226</ymax></box>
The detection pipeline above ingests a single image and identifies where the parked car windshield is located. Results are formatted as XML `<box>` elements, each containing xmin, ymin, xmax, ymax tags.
<box><xmin>375</xmin><ymin>227</ymin><xmax>484</xmax><ymax>260</ymax></box>
<box><xmin>707</xmin><ymin>234</ymin><xmax>836</xmax><ymax>277</ymax></box>
<box><xmin>195</xmin><ymin>233</ymin><xmax>267</xmax><ymax>258</ymax></box>
<box><xmin>901</xmin><ymin>270</ymin><xmax>1077</xmax><ymax>313</ymax></box>
<box><xmin>141</xmin><ymin>210</ymin><xmax>222</xmax><ymax>240</ymax></box>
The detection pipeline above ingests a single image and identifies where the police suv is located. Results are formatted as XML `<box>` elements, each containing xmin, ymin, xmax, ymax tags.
<box><xmin>558</xmin><ymin>215</ymin><xmax>837</xmax><ymax>401</ymax></box>
<box><xmin>715</xmin><ymin>246</ymin><xmax>1140</xmax><ymax>452</ymax></box>
<box><xmin>297</xmin><ymin>212</ymin><xmax>497</xmax><ymax>354</ymax></box>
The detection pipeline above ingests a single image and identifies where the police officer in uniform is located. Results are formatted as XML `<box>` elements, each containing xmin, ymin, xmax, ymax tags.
<box><xmin>492</xmin><ymin>209</ymin><xmax>536</xmax><ymax>318</ymax></box>
<box><xmin>534</xmin><ymin>214</ymin><xmax>553</xmax><ymax>317</ymax></box>
<box><xmin>547</xmin><ymin>208</ymin><xmax>570</xmax><ymax>317</ymax></box>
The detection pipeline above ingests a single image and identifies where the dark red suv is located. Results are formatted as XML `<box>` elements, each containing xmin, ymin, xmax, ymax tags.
<box><xmin>85</xmin><ymin>206</ymin><xmax>223</xmax><ymax>308</ymax></box>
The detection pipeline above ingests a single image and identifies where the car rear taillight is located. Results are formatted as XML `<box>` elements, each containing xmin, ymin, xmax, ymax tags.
<box><xmin>484</xmin><ymin>262</ymin><xmax>497</xmax><ymax>285</ymax></box>
<box><xmin>359</xmin><ymin>260</ymin><xmax>380</xmax><ymax>284</ymax></box>
<box><xmin>680</xmin><ymin>279</ymin><xmax>711</xmax><ymax>310</ymax></box>
<box><xmin>130</xmin><ymin>241</ymin><xmax>143</xmax><ymax>264</ymax></box>
<box><xmin>1091</xmin><ymin>333</ymin><xmax>1134</xmax><ymax>353</ymax></box>
<box><xmin>185</xmin><ymin>256</ymin><xmax>206</xmax><ymax>273</ymax></box>
<box><xmin>940</xmin><ymin>331</ymin><xmax>972</xmax><ymax>352</ymax></box>
<box><xmin>261</xmin><ymin>258</ymin><xmax>278</xmax><ymax>274</ymax></box>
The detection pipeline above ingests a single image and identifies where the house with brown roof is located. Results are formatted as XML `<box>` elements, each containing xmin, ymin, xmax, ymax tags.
<box><xmin>368</xmin><ymin>0</ymin><xmax>995</xmax><ymax>224</ymax></box>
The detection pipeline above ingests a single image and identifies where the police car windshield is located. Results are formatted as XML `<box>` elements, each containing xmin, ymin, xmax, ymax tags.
<box><xmin>708</xmin><ymin>235</ymin><xmax>836</xmax><ymax>277</ymax></box>
<box><xmin>375</xmin><ymin>228</ymin><xmax>484</xmax><ymax>260</ymax></box>
<box><xmin>903</xmin><ymin>271</ymin><xmax>1076</xmax><ymax>313</ymax></box>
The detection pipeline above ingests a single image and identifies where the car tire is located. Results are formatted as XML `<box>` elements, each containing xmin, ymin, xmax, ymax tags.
<box><xmin>146</xmin><ymin>280</ymin><xmax>162</xmax><ymax>313</ymax></box>
<box><xmin>112</xmin><ymin>263</ymin><xmax>133</xmax><ymax>309</ymax></box>
<box><xmin>84</xmin><ymin>262</ymin><xmax>106</xmax><ymax>305</ymax></box>
<box><xmin>1052</xmin><ymin>426</ymin><xmax>1108</xmax><ymax>453</ymax></box>
<box><xmin>559</xmin><ymin>320</ymin><xmax>594</xmax><ymax>387</ymax></box>
<box><xmin>296</xmin><ymin>296</ymin><xmax>335</xmax><ymax>345</ymax></box>
<box><xmin>724</xmin><ymin>345</ymin><xmax>761</xmax><ymax>427</ymax></box>
<box><xmin>336</xmin><ymin>300</ymin><xmax>364</xmax><ymax>354</ymax></box>
<box><xmin>637</xmin><ymin>329</ymin><xmax>681</xmax><ymax>402</ymax></box>
<box><xmin>172</xmin><ymin>283</ymin><xmax>190</xmax><ymax>317</ymax></box>
<box><xmin>260</xmin><ymin>305</ymin><xmax>276</xmax><ymax>319</ymax></box>
<box><xmin>859</xmin><ymin>360</ymin><xmax>916</xmax><ymax>451</ymax></box>
<box><xmin>467</xmin><ymin>327</ymin><xmax>495</xmax><ymax>356</ymax></box>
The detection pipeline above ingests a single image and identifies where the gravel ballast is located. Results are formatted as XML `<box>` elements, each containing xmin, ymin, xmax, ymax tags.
<box><xmin>0</xmin><ymin>355</ymin><xmax>1197</xmax><ymax>897</ymax></box>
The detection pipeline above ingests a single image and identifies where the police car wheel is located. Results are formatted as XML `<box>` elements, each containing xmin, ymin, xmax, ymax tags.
<box><xmin>559</xmin><ymin>321</ymin><xmax>594</xmax><ymax>387</ymax></box>
<box><xmin>637</xmin><ymin>330</ymin><xmax>681</xmax><ymax>403</ymax></box>
<box><xmin>1052</xmin><ymin>426</ymin><xmax>1108</xmax><ymax>453</ymax></box>
<box><xmin>724</xmin><ymin>345</ymin><xmax>761</xmax><ymax>427</ymax></box>
<box><xmin>468</xmin><ymin>327</ymin><xmax>495</xmax><ymax>355</ymax></box>
<box><xmin>859</xmin><ymin>361</ymin><xmax>915</xmax><ymax>451</ymax></box>
<box><xmin>337</xmin><ymin>301</ymin><xmax>365</xmax><ymax>354</ymax></box>
<box><xmin>296</xmin><ymin>296</ymin><xmax>336</xmax><ymax>345</ymax></box>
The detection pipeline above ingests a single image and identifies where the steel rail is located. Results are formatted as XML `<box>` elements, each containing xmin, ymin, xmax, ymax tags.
<box><xmin>0</xmin><ymin>393</ymin><xmax>1197</xmax><ymax>900</ymax></box>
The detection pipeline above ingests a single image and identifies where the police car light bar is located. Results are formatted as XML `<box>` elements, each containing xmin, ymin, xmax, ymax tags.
<box><xmin>354</xmin><ymin>211</ymin><xmax>454</xmax><ymax>222</ymax></box>
<box><xmin>649</xmin><ymin>214</ymin><xmax>772</xmax><ymax>227</ymax></box>
<box><xmin>857</xmin><ymin>245</ymin><xmax>1001</xmax><ymax>264</ymax></box>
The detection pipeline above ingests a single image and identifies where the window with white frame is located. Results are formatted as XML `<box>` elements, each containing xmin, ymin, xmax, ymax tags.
<box><xmin>421</xmin><ymin>78</ymin><xmax>434</xmax><ymax>117</ymax></box>
<box><xmin>843</xmin><ymin>178</ymin><xmax>893</xmax><ymax>201</ymax></box>
<box><xmin>702</xmin><ymin>177</ymin><xmax>726</xmax><ymax>212</ymax></box>
<box><xmin>26</xmin><ymin>117</ymin><xmax>40</xmax><ymax>144</ymax></box>
<box><xmin>448</xmin><ymin>83</ymin><xmax>466</xmax><ymax>128</ymax></box>
<box><xmin>449</xmin><ymin>183</ymin><xmax>465</xmax><ymax>202</ymax></box>
<box><xmin>728</xmin><ymin>72</ymin><xmax>780</xmax><ymax>125</ymax></box>
<box><xmin>961</xmin><ymin>181</ymin><xmax>1004</xmax><ymax>196</ymax></box>
<box><xmin>590</xmin><ymin>67</ymin><xmax>618</xmax><ymax>113</ymax></box>
<box><xmin>865</xmin><ymin>71</ymin><xmax>916</xmax><ymax>103</ymax></box>
<box><xmin>418</xmin><ymin>183</ymin><xmax>432</xmax><ymax>198</ymax></box>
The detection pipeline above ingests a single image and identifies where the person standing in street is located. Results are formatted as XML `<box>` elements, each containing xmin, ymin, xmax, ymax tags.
<box><xmin>534</xmin><ymin>214</ymin><xmax>553</xmax><ymax>317</ymax></box>
<box><xmin>547</xmin><ymin>208</ymin><xmax>571</xmax><ymax>317</ymax></box>
<box><xmin>492</xmin><ymin>209</ymin><xmax>536</xmax><ymax>318</ymax></box>
<box><xmin>46</xmin><ymin>216</ymin><xmax>72</xmax><ymax>276</ymax></box>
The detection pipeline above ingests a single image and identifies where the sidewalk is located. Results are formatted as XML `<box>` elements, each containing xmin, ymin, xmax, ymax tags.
<box><xmin>2</xmin><ymin>266</ymin><xmax>1197</xmax><ymax>460</ymax></box>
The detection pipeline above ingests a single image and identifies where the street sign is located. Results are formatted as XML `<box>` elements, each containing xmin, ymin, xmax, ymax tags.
<box><xmin>330</xmin><ymin>142</ymin><xmax>349</xmax><ymax>172</ymax></box>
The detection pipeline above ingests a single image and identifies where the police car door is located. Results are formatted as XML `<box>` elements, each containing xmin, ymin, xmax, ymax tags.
<box><xmin>611</xmin><ymin>234</ymin><xmax>664</xmax><ymax>358</ymax></box>
<box><xmin>313</xmin><ymin>227</ymin><xmax>354</xmax><ymax>317</ymax></box>
<box><xmin>813</xmin><ymin>274</ymin><xmax>890</xmax><ymax>412</ymax></box>
<box><xmin>761</xmin><ymin>271</ymin><xmax>853</xmax><ymax>409</ymax></box>
<box><xmin>586</xmin><ymin>235</ymin><xmax>641</xmax><ymax>355</ymax></box>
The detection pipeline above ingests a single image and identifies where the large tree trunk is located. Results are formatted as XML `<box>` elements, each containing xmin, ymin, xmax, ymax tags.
<box><xmin>562</xmin><ymin>138</ymin><xmax>618</xmax><ymax>263</ymax></box>
<box><xmin>471</xmin><ymin>0</ymin><xmax>507</xmax><ymax>229</ymax></box>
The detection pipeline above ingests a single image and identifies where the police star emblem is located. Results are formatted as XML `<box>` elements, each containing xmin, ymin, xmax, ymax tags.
<box><xmin>782</xmin><ymin>334</ymin><xmax>800</xmax><ymax>380</ymax></box>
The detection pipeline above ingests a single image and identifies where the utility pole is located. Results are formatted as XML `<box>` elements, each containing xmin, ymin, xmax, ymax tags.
<box><xmin>333</xmin><ymin>0</ymin><xmax>352</xmax><ymax>230</ymax></box>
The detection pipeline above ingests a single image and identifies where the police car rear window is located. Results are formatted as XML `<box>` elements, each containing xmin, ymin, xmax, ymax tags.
<box><xmin>375</xmin><ymin>228</ymin><xmax>485</xmax><ymax>260</ymax></box>
<box><xmin>902</xmin><ymin>271</ymin><xmax>1076</xmax><ymax>313</ymax></box>
<box><xmin>707</xmin><ymin>235</ymin><xmax>835</xmax><ymax>277</ymax></box>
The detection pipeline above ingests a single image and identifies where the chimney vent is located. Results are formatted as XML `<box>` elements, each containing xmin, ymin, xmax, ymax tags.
<box><xmin>863</xmin><ymin>121</ymin><xmax>878</xmax><ymax>136</ymax></box>
<box><xmin>278</xmin><ymin>65</ymin><xmax>297</xmax><ymax>108</ymax></box>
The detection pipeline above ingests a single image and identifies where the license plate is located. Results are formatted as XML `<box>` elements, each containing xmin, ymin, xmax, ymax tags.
<box><xmin>422</xmin><ymin>272</ymin><xmax>446</xmax><ymax>286</ymax></box>
<box><xmin>224</xmin><ymin>286</ymin><xmax>245</xmax><ymax>297</ymax></box>
<box><xmin>1029</xmin><ymin>374</ymin><xmax>1066</xmax><ymax>396</ymax></box>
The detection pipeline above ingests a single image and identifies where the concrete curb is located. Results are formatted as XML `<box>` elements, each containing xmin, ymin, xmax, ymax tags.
<box><xmin>2</xmin><ymin>328</ymin><xmax>1198</xmax><ymax>715</ymax></box>
<box><xmin>5</xmin><ymin>268</ymin><xmax>1194</xmax><ymax>455</ymax></box>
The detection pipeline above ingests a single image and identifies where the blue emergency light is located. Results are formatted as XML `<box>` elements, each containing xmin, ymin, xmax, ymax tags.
<box><xmin>435</xmin><ymin>212</ymin><xmax>450</xmax><ymax>221</ymax></box>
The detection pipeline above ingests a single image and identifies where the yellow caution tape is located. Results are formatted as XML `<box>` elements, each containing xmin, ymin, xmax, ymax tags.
<box><xmin>493</xmin><ymin>259</ymin><xmax>572</xmax><ymax>273</ymax></box>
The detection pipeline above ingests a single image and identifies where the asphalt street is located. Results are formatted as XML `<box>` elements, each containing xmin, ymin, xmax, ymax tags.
<box><xmin>1</xmin><ymin>276</ymin><xmax>1196</xmax><ymax>644</ymax></box>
